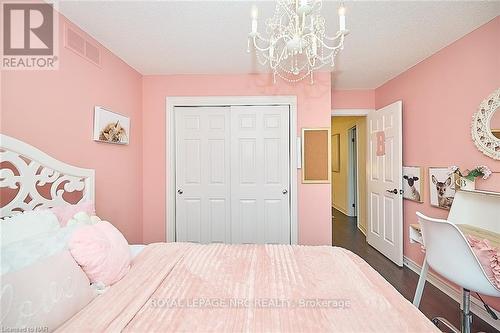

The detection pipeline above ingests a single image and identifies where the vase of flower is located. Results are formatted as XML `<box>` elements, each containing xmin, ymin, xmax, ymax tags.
<box><xmin>455</xmin><ymin>176</ymin><xmax>475</xmax><ymax>191</ymax></box>
<box><xmin>448</xmin><ymin>165</ymin><xmax>492</xmax><ymax>191</ymax></box>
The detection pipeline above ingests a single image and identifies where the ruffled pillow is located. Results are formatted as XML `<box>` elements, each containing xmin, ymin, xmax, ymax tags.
<box><xmin>467</xmin><ymin>235</ymin><xmax>500</xmax><ymax>290</ymax></box>
<box><xmin>68</xmin><ymin>222</ymin><xmax>130</xmax><ymax>286</ymax></box>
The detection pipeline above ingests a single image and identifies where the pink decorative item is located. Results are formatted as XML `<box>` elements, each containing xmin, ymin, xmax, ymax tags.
<box><xmin>376</xmin><ymin>131</ymin><xmax>385</xmax><ymax>156</ymax></box>
<box><xmin>50</xmin><ymin>201</ymin><xmax>95</xmax><ymax>226</ymax></box>
<box><xmin>0</xmin><ymin>251</ymin><xmax>96</xmax><ymax>331</ymax></box>
<box><xmin>69</xmin><ymin>221</ymin><xmax>131</xmax><ymax>286</ymax></box>
<box><xmin>468</xmin><ymin>235</ymin><xmax>500</xmax><ymax>290</ymax></box>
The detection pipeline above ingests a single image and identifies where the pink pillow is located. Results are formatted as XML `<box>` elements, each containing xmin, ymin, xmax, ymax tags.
<box><xmin>50</xmin><ymin>201</ymin><xmax>95</xmax><ymax>226</ymax></box>
<box><xmin>1</xmin><ymin>251</ymin><xmax>96</xmax><ymax>331</ymax></box>
<box><xmin>69</xmin><ymin>221</ymin><xmax>130</xmax><ymax>286</ymax></box>
<box><xmin>468</xmin><ymin>235</ymin><xmax>500</xmax><ymax>290</ymax></box>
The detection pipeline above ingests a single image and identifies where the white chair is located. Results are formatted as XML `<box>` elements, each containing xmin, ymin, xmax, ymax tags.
<box><xmin>416</xmin><ymin>211</ymin><xmax>500</xmax><ymax>333</ymax></box>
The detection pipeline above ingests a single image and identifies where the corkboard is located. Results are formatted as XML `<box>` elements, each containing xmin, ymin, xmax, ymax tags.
<box><xmin>302</xmin><ymin>128</ymin><xmax>331</xmax><ymax>183</ymax></box>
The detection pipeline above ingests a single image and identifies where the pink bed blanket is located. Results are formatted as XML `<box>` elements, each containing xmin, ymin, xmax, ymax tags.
<box><xmin>57</xmin><ymin>243</ymin><xmax>438</xmax><ymax>332</ymax></box>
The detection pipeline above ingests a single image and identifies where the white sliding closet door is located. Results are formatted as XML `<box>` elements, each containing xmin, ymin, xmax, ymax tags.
<box><xmin>175</xmin><ymin>106</ymin><xmax>231</xmax><ymax>243</ymax></box>
<box><xmin>230</xmin><ymin>105</ymin><xmax>290</xmax><ymax>244</ymax></box>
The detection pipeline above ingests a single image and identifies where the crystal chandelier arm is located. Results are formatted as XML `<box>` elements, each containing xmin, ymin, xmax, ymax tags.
<box><xmin>251</xmin><ymin>36</ymin><xmax>272</xmax><ymax>52</ymax></box>
<box><xmin>251</xmin><ymin>33</ymin><xmax>291</xmax><ymax>53</ymax></box>
<box><xmin>317</xmin><ymin>34</ymin><xmax>344</xmax><ymax>51</ymax></box>
<box><xmin>270</xmin><ymin>47</ymin><xmax>287</xmax><ymax>70</ymax></box>
<box><xmin>254</xmin><ymin>33</ymin><xmax>271</xmax><ymax>44</ymax></box>
<box><xmin>323</xmin><ymin>31</ymin><xmax>344</xmax><ymax>41</ymax></box>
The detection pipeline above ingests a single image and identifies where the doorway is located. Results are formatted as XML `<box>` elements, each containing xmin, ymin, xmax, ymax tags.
<box><xmin>332</xmin><ymin>104</ymin><xmax>403</xmax><ymax>267</ymax></box>
<box><xmin>331</xmin><ymin>115</ymin><xmax>367</xmax><ymax>236</ymax></box>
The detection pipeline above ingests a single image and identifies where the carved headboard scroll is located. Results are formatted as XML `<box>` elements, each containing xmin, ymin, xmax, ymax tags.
<box><xmin>0</xmin><ymin>134</ymin><xmax>95</xmax><ymax>218</ymax></box>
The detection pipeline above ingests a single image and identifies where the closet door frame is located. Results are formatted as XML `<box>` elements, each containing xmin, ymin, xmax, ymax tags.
<box><xmin>166</xmin><ymin>96</ymin><xmax>298</xmax><ymax>244</ymax></box>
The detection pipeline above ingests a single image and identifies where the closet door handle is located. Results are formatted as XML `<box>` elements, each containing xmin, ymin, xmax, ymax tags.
<box><xmin>282</xmin><ymin>189</ymin><xmax>288</xmax><ymax>195</ymax></box>
<box><xmin>177</xmin><ymin>189</ymin><xmax>183</xmax><ymax>195</ymax></box>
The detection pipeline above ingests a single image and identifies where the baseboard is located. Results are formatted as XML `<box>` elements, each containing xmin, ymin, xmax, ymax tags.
<box><xmin>403</xmin><ymin>256</ymin><xmax>500</xmax><ymax>330</ymax></box>
<box><xmin>357</xmin><ymin>223</ymin><xmax>366</xmax><ymax>236</ymax></box>
<box><xmin>332</xmin><ymin>204</ymin><xmax>348</xmax><ymax>216</ymax></box>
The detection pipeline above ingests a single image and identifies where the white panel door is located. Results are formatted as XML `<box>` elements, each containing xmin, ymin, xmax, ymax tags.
<box><xmin>230</xmin><ymin>105</ymin><xmax>290</xmax><ymax>244</ymax></box>
<box><xmin>175</xmin><ymin>106</ymin><xmax>231</xmax><ymax>243</ymax></box>
<box><xmin>367</xmin><ymin>101</ymin><xmax>403</xmax><ymax>266</ymax></box>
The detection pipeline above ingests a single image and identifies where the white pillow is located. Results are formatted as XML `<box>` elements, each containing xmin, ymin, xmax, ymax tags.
<box><xmin>1</xmin><ymin>210</ymin><xmax>60</xmax><ymax>247</ymax></box>
<box><xmin>0</xmin><ymin>251</ymin><xmax>97</xmax><ymax>332</ymax></box>
<box><xmin>1</xmin><ymin>224</ymin><xmax>81</xmax><ymax>275</ymax></box>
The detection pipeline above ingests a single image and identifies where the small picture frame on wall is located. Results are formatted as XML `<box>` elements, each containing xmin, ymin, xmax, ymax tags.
<box><xmin>428</xmin><ymin>167</ymin><xmax>455</xmax><ymax>210</ymax></box>
<box><xmin>93</xmin><ymin>106</ymin><xmax>130</xmax><ymax>145</ymax></box>
<box><xmin>402</xmin><ymin>166</ymin><xmax>423</xmax><ymax>203</ymax></box>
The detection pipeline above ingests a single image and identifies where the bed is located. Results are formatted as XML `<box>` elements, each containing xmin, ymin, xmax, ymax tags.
<box><xmin>0</xmin><ymin>134</ymin><xmax>438</xmax><ymax>332</ymax></box>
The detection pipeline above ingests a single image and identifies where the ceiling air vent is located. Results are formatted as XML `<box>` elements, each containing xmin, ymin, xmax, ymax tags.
<box><xmin>65</xmin><ymin>24</ymin><xmax>101</xmax><ymax>67</ymax></box>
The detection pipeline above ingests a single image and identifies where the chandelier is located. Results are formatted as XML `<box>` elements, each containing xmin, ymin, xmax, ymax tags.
<box><xmin>247</xmin><ymin>0</ymin><xmax>348</xmax><ymax>84</ymax></box>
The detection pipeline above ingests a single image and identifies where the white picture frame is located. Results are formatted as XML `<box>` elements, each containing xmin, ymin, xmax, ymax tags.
<box><xmin>403</xmin><ymin>166</ymin><xmax>424</xmax><ymax>203</ymax></box>
<box><xmin>93</xmin><ymin>106</ymin><xmax>130</xmax><ymax>145</ymax></box>
<box><xmin>428</xmin><ymin>167</ymin><xmax>455</xmax><ymax>210</ymax></box>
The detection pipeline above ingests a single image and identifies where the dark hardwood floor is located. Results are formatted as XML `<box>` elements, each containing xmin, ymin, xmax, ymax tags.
<box><xmin>332</xmin><ymin>209</ymin><xmax>497</xmax><ymax>333</ymax></box>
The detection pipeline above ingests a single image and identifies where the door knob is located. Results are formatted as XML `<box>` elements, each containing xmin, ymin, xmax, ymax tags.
<box><xmin>386</xmin><ymin>189</ymin><xmax>398</xmax><ymax>194</ymax></box>
<box><xmin>177</xmin><ymin>189</ymin><xmax>183</xmax><ymax>194</ymax></box>
<box><xmin>282</xmin><ymin>189</ymin><xmax>288</xmax><ymax>195</ymax></box>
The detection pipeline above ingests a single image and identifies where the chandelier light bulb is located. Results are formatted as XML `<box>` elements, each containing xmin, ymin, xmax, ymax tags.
<box><xmin>251</xmin><ymin>5</ymin><xmax>258</xmax><ymax>19</ymax></box>
<box><xmin>338</xmin><ymin>5</ymin><xmax>346</xmax><ymax>17</ymax></box>
<box><xmin>338</xmin><ymin>5</ymin><xmax>346</xmax><ymax>31</ymax></box>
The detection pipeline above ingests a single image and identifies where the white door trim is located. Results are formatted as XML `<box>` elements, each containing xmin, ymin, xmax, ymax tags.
<box><xmin>166</xmin><ymin>96</ymin><xmax>298</xmax><ymax>244</ymax></box>
<box><xmin>331</xmin><ymin>108</ymin><xmax>373</xmax><ymax>116</ymax></box>
<box><xmin>347</xmin><ymin>126</ymin><xmax>357</xmax><ymax>217</ymax></box>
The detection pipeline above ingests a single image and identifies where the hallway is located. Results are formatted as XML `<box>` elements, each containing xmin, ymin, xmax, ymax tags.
<box><xmin>332</xmin><ymin>209</ymin><xmax>494</xmax><ymax>333</ymax></box>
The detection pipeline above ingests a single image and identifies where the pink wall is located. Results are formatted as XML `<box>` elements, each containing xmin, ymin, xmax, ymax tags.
<box><xmin>332</xmin><ymin>90</ymin><xmax>375</xmax><ymax>109</ymax></box>
<box><xmin>376</xmin><ymin>17</ymin><xmax>500</xmax><ymax>306</ymax></box>
<box><xmin>1</xmin><ymin>16</ymin><xmax>143</xmax><ymax>243</ymax></box>
<box><xmin>142</xmin><ymin>73</ymin><xmax>332</xmax><ymax>245</ymax></box>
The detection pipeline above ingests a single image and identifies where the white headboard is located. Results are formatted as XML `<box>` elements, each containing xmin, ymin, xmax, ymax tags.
<box><xmin>0</xmin><ymin>134</ymin><xmax>95</xmax><ymax>218</ymax></box>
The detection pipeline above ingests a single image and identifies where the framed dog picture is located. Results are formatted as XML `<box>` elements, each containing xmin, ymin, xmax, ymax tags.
<box><xmin>428</xmin><ymin>167</ymin><xmax>455</xmax><ymax>210</ymax></box>
<box><xmin>93</xmin><ymin>106</ymin><xmax>130</xmax><ymax>145</ymax></box>
<box><xmin>403</xmin><ymin>166</ymin><xmax>423</xmax><ymax>203</ymax></box>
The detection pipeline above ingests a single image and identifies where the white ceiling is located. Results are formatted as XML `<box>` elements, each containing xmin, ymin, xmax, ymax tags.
<box><xmin>58</xmin><ymin>1</ymin><xmax>500</xmax><ymax>89</ymax></box>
